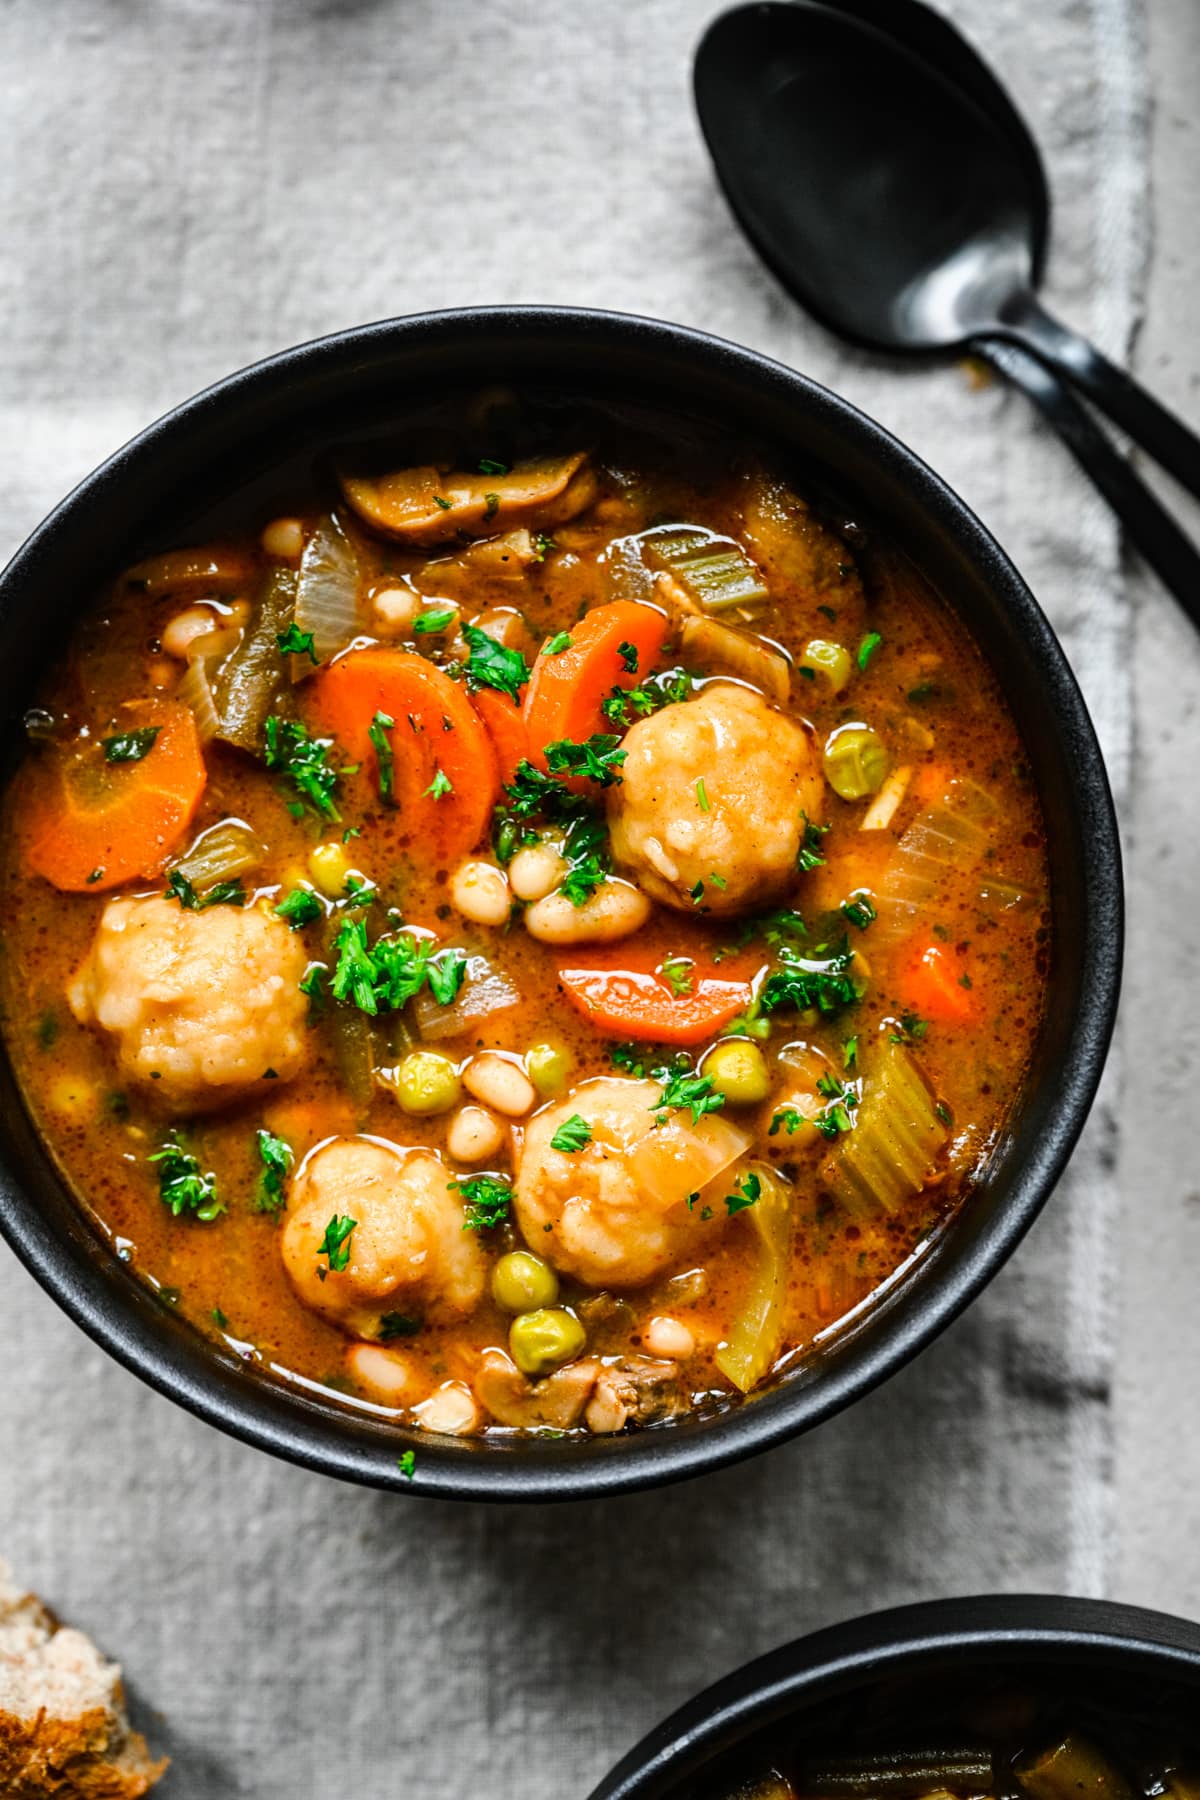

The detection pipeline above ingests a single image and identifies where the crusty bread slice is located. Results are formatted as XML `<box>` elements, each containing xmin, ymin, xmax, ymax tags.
<box><xmin>0</xmin><ymin>1560</ymin><xmax>166</xmax><ymax>1797</ymax></box>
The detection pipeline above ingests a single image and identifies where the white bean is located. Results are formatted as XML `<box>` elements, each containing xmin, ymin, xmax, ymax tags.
<box><xmin>450</xmin><ymin>859</ymin><xmax>511</xmax><ymax>927</ymax></box>
<box><xmin>585</xmin><ymin>1388</ymin><xmax>628</xmax><ymax>1435</ymax></box>
<box><xmin>462</xmin><ymin>1052</ymin><xmax>536</xmax><ymax>1118</ymax></box>
<box><xmin>372</xmin><ymin>585</ymin><xmax>419</xmax><ymax>632</ymax></box>
<box><xmin>447</xmin><ymin>1104</ymin><xmax>506</xmax><ymax>1163</ymax></box>
<box><xmin>162</xmin><ymin>606</ymin><xmax>220</xmax><ymax>660</ymax></box>
<box><xmin>261</xmin><ymin>516</ymin><xmax>305</xmax><ymax>560</ymax></box>
<box><xmin>508</xmin><ymin>843</ymin><xmax>567</xmax><ymax>902</ymax></box>
<box><xmin>643</xmin><ymin>1315</ymin><xmax>695</xmax><ymax>1360</ymax></box>
<box><xmin>414</xmin><ymin>1380</ymin><xmax>480</xmax><ymax>1436</ymax></box>
<box><xmin>524</xmin><ymin>879</ymin><xmax>650</xmax><ymax>945</ymax></box>
<box><xmin>346</xmin><ymin>1343</ymin><xmax>419</xmax><ymax>1406</ymax></box>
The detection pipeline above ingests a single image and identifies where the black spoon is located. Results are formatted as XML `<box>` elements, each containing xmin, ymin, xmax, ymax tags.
<box><xmin>694</xmin><ymin>0</ymin><xmax>1200</xmax><ymax>618</ymax></box>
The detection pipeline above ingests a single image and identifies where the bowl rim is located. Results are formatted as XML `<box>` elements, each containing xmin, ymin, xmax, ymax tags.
<box><xmin>587</xmin><ymin>1594</ymin><xmax>1200</xmax><ymax>1799</ymax></box>
<box><xmin>0</xmin><ymin>303</ymin><xmax>1123</xmax><ymax>1499</ymax></box>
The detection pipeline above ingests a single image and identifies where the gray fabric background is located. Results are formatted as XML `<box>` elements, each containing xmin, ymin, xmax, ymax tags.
<box><xmin>0</xmin><ymin>1</ymin><xmax>1164</xmax><ymax>1794</ymax></box>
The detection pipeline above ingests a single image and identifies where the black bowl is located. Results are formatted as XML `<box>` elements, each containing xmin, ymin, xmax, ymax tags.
<box><xmin>589</xmin><ymin>1596</ymin><xmax>1200</xmax><ymax>1799</ymax></box>
<box><xmin>0</xmin><ymin>306</ymin><xmax>1122</xmax><ymax>1499</ymax></box>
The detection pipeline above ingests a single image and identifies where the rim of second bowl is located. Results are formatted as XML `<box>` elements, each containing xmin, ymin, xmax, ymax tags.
<box><xmin>588</xmin><ymin>1593</ymin><xmax>1200</xmax><ymax>1799</ymax></box>
<box><xmin>0</xmin><ymin>305</ymin><xmax>1123</xmax><ymax>1499</ymax></box>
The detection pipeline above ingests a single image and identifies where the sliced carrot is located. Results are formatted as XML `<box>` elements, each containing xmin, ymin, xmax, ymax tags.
<box><xmin>306</xmin><ymin>648</ymin><xmax>498</xmax><ymax>863</ymax></box>
<box><xmin>23</xmin><ymin>700</ymin><xmax>207</xmax><ymax>893</ymax></box>
<box><xmin>523</xmin><ymin>600</ymin><xmax>669</xmax><ymax>763</ymax></box>
<box><xmin>470</xmin><ymin>687</ymin><xmax>530</xmax><ymax>788</ymax></box>
<box><xmin>558</xmin><ymin>959</ymin><xmax>753</xmax><ymax>1045</ymax></box>
<box><xmin>898</xmin><ymin>941</ymin><xmax>977</xmax><ymax>1024</ymax></box>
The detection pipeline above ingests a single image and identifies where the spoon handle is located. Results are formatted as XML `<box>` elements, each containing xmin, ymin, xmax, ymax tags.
<box><xmin>987</xmin><ymin>341</ymin><xmax>1200</xmax><ymax>629</ymax></box>
<box><xmin>993</xmin><ymin>291</ymin><xmax>1200</xmax><ymax>503</ymax></box>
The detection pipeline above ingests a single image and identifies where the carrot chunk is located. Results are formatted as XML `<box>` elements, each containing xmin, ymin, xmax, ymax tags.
<box><xmin>898</xmin><ymin>940</ymin><xmax>977</xmax><ymax>1024</ymax></box>
<box><xmin>23</xmin><ymin>700</ymin><xmax>207</xmax><ymax>892</ymax></box>
<box><xmin>523</xmin><ymin>601</ymin><xmax>668</xmax><ymax>763</ymax></box>
<box><xmin>306</xmin><ymin>648</ymin><xmax>498</xmax><ymax>863</ymax></box>
<box><xmin>558</xmin><ymin>960</ymin><xmax>752</xmax><ymax>1045</ymax></box>
<box><xmin>470</xmin><ymin>687</ymin><xmax>530</xmax><ymax>788</ymax></box>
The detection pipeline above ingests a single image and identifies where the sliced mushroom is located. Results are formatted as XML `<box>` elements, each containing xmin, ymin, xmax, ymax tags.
<box><xmin>338</xmin><ymin>452</ymin><xmax>597</xmax><ymax>547</ymax></box>
<box><xmin>654</xmin><ymin>571</ymin><xmax>791</xmax><ymax>706</ymax></box>
<box><xmin>122</xmin><ymin>544</ymin><xmax>257</xmax><ymax>599</ymax></box>
<box><xmin>474</xmin><ymin>1348</ymin><xmax>600</xmax><ymax>1430</ymax></box>
<box><xmin>584</xmin><ymin>1356</ymin><xmax>687</xmax><ymax>1434</ymax></box>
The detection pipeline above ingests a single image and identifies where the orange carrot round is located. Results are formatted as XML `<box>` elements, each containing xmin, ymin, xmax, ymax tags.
<box><xmin>23</xmin><ymin>700</ymin><xmax>207</xmax><ymax>893</ymax></box>
<box><xmin>306</xmin><ymin>648</ymin><xmax>498</xmax><ymax>863</ymax></box>
<box><xmin>523</xmin><ymin>601</ymin><xmax>668</xmax><ymax>763</ymax></box>
<box><xmin>898</xmin><ymin>941</ymin><xmax>977</xmax><ymax>1024</ymax></box>
<box><xmin>558</xmin><ymin>960</ymin><xmax>752</xmax><ymax>1044</ymax></box>
<box><xmin>470</xmin><ymin>687</ymin><xmax>530</xmax><ymax>788</ymax></box>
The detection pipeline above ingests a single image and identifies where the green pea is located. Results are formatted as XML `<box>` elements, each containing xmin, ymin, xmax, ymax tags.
<box><xmin>704</xmin><ymin>1038</ymin><xmax>771</xmax><ymax>1104</ymax></box>
<box><xmin>822</xmin><ymin>724</ymin><xmax>890</xmax><ymax>801</ymax></box>
<box><xmin>800</xmin><ymin>638</ymin><xmax>852</xmax><ymax>693</ymax></box>
<box><xmin>509</xmin><ymin>1307</ymin><xmax>586</xmax><ymax>1377</ymax></box>
<box><xmin>491</xmin><ymin>1251</ymin><xmax>559</xmax><ymax>1315</ymax></box>
<box><xmin>394</xmin><ymin>1050</ymin><xmax>461</xmax><ymax>1116</ymax></box>
<box><xmin>526</xmin><ymin>1041</ymin><xmax>571</xmax><ymax>1100</ymax></box>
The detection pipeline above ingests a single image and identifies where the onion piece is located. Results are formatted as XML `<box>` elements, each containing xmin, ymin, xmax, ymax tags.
<box><xmin>214</xmin><ymin>567</ymin><xmax>297</xmax><ymax>752</ymax></box>
<box><xmin>122</xmin><ymin>544</ymin><xmax>255</xmax><ymax>599</ymax></box>
<box><xmin>411</xmin><ymin>954</ymin><xmax>520</xmax><ymax>1040</ymax></box>
<box><xmin>294</xmin><ymin>515</ymin><xmax>361</xmax><ymax>669</ymax></box>
<box><xmin>871</xmin><ymin>778</ymin><xmax>997</xmax><ymax>939</ymax></box>
<box><xmin>171</xmin><ymin>818</ymin><xmax>265</xmax><ymax>889</ymax></box>
<box><xmin>175</xmin><ymin>637</ymin><xmax>224</xmax><ymax>743</ymax></box>
<box><xmin>677</xmin><ymin>611</ymin><xmax>791</xmax><ymax>706</ymax></box>
<box><xmin>860</xmin><ymin>764</ymin><xmax>913</xmax><ymax>832</ymax></box>
<box><xmin>629</xmin><ymin>1111</ymin><xmax>751</xmax><ymax>1199</ymax></box>
<box><xmin>715</xmin><ymin>1162</ymin><xmax>792</xmax><ymax>1394</ymax></box>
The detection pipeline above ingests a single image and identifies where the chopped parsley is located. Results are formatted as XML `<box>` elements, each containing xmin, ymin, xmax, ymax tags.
<box><xmin>813</xmin><ymin>1072</ymin><xmax>859</xmax><ymax>1138</ymax></box>
<box><xmin>433</xmin><ymin>494</ymin><xmax>452</xmax><ymax>511</ymax></box>
<box><xmin>166</xmin><ymin>870</ymin><xmax>246</xmax><ymax>911</ymax></box>
<box><xmin>842</xmin><ymin>1035</ymin><xmax>859</xmax><ymax>1071</ymax></box>
<box><xmin>661</xmin><ymin>957</ymin><xmax>693</xmax><ymax>997</ymax></box>
<box><xmin>600</xmin><ymin>668</ymin><xmax>693</xmax><ymax>727</ymax></box>
<box><xmin>841</xmin><ymin>893</ymin><xmax>877</xmax><ymax>931</ymax></box>
<box><xmin>368</xmin><ymin>710</ymin><xmax>396</xmax><ymax>804</ymax></box>
<box><xmin>452</xmin><ymin>1174</ymin><xmax>513</xmax><ymax>1231</ymax></box>
<box><xmin>276</xmin><ymin>623</ymin><xmax>318</xmax><ymax>663</ymax></box>
<box><xmin>696</xmin><ymin>778</ymin><xmax>710</xmax><ymax>812</ymax></box>
<box><xmin>654</xmin><ymin>1070</ymin><xmax>725</xmax><ymax>1127</ymax></box>
<box><xmin>397</xmin><ymin>1449</ymin><xmax>417</xmax><ymax>1480</ymax></box>
<box><xmin>769</xmin><ymin>1107</ymin><xmax>806</xmax><ymax>1136</ymax></box>
<box><xmin>317</xmin><ymin>1213</ymin><xmax>356</xmax><ymax>1277</ymax></box>
<box><xmin>413</xmin><ymin>606</ymin><xmax>457</xmax><ymax>635</ymax></box>
<box><xmin>544</xmin><ymin>733</ymin><xmax>626</xmax><ymax>787</ymax></box>
<box><xmin>330</xmin><ymin>920</ymin><xmax>467</xmax><ymax>1018</ymax></box>
<box><xmin>898</xmin><ymin>1012</ymin><xmax>928</xmax><ymax>1040</ymax></box>
<box><xmin>618</xmin><ymin>641</ymin><xmax>639</xmax><ymax>672</ymax></box>
<box><xmin>274</xmin><ymin>886</ymin><xmax>323</xmax><ymax>929</ymax></box>
<box><xmin>557</xmin><ymin>811</ymin><xmax>609</xmax><ymax>908</ymax></box>
<box><xmin>709</xmin><ymin>872</ymin><xmax>728</xmax><ymax>891</ymax></box>
<box><xmin>149</xmin><ymin>1132</ymin><xmax>223</xmax><ymax>1221</ymax></box>
<box><xmin>461</xmin><ymin>623</ymin><xmax>530</xmax><ymax>703</ymax></box>
<box><xmin>543</xmin><ymin>631</ymin><xmax>573</xmax><ymax>656</ymax></box>
<box><xmin>550</xmin><ymin>1114</ymin><xmax>593</xmax><ymax>1154</ymax></box>
<box><xmin>379</xmin><ymin>1312</ymin><xmax>423</xmax><ymax>1340</ymax></box>
<box><xmin>857</xmin><ymin>631</ymin><xmax>883</xmax><ymax>671</ymax></box>
<box><xmin>760</xmin><ymin>936</ymin><xmax>861</xmax><ymax>1019</ymax></box>
<box><xmin>493</xmin><ymin>759</ymin><xmax>613</xmax><ymax>908</ymax></box>
<box><xmin>424</xmin><ymin>766</ymin><xmax>454</xmax><ymax>800</ymax></box>
<box><xmin>483</xmin><ymin>491</ymin><xmax>501</xmax><ymax>521</ymax></box>
<box><xmin>725</xmin><ymin>1171</ymin><xmax>762</xmax><ymax>1216</ymax></box>
<box><xmin>211</xmin><ymin>1306</ymin><xmax>228</xmax><ymax>1329</ymax></box>
<box><xmin>478</xmin><ymin>457</ymin><xmax>509</xmax><ymax>475</ymax></box>
<box><xmin>299</xmin><ymin>962</ymin><xmax>329</xmax><ymax>1014</ymax></box>
<box><xmin>264</xmin><ymin>715</ymin><xmax>341</xmax><ymax>820</ymax></box>
<box><xmin>102</xmin><ymin>725</ymin><xmax>160</xmax><ymax>763</ymax></box>
<box><xmin>689</xmin><ymin>879</ymin><xmax>705</xmax><ymax>904</ymax></box>
<box><xmin>255</xmin><ymin>1129</ymin><xmax>293</xmax><ymax>1213</ymax></box>
<box><xmin>797</xmin><ymin>815</ymin><xmax>830</xmax><ymax>873</ymax></box>
<box><xmin>533</xmin><ymin>532</ymin><xmax>556</xmax><ymax>560</ymax></box>
<box><xmin>36</xmin><ymin>1010</ymin><xmax>58</xmax><ymax>1050</ymax></box>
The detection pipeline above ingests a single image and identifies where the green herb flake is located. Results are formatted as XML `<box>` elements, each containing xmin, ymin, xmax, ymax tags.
<box><xmin>317</xmin><ymin>1213</ymin><xmax>356</xmax><ymax>1277</ymax></box>
<box><xmin>840</xmin><ymin>893</ymin><xmax>877</xmax><ymax>931</ymax></box>
<box><xmin>211</xmin><ymin>1306</ymin><xmax>228</xmax><ymax>1329</ymax></box>
<box><xmin>769</xmin><ymin>1107</ymin><xmax>806</xmax><ymax>1137</ymax></box>
<box><xmin>299</xmin><ymin>962</ymin><xmax>329</xmax><ymax>1016</ymax></box>
<box><xmin>330</xmin><ymin>919</ymin><xmax>467</xmax><ymax>1017</ymax></box>
<box><xmin>483</xmin><ymin>491</ymin><xmax>501</xmax><ymax>521</ymax></box>
<box><xmin>661</xmin><ymin>957</ymin><xmax>693</xmax><ymax>997</ymax></box>
<box><xmin>696</xmin><ymin>778</ymin><xmax>710</xmax><ymax>812</ymax></box>
<box><xmin>842</xmin><ymin>1035</ymin><xmax>859</xmax><ymax>1071</ymax></box>
<box><xmin>397</xmin><ymin>1449</ymin><xmax>417</xmax><ymax>1480</ymax></box>
<box><xmin>478</xmin><ymin>457</ymin><xmax>509</xmax><ymax>475</ymax></box>
<box><xmin>618</xmin><ymin>641</ymin><xmax>639</xmax><ymax>673</ymax></box>
<box><xmin>725</xmin><ymin>1171</ymin><xmax>762</xmax><ymax>1216</ymax></box>
<box><xmin>255</xmin><ymin>1128</ymin><xmax>293</xmax><ymax>1214</ymax></box>
<box><xmin>424</xmin><ymin>766</ymin><xmax>454</xmax><ymax>800</ymax></box>
<box><xmin>148</xmin><ymin>1132</ymin><xmax>223</xmax><ymax>1222</ymax></box>
<box><xmin>544</xmin><ymin>733</ymin><xmax>626</xmax><ymax>787</ymax></box>
<box><xmin>102</xmin><ymin>725</ymin><xmax>161</xmax><ymax>764</ymax></box>
<box><xmin>709</xmin><ymin>871</ymin><xmax>727</xmax><ymax>891</ymax></box>
<box><xmin>264</xmin><ymin>715</ymin><xmax>341</xmax><ymax>821</ymax></box>
<box><xmin>689</xmin><ymin>879</ymin><xmax>705</xmax><ymax>904</ymax></box>
<box><xmin>36</xmin><ymin>1010</ymin><xmax>58</xmax><ymax>1050</ymax></box>
<box><xmin>166</xmin><ymin>870</ymin><xmax>246</xmax><ymax>912</ymax></box>
<box><xmin>532</xmin><ymin>533</ymin><xmax>556</xmax><ymax>560</ymax></box>
<box><xmin>379</xmin><ymin>1312</ymin><xmax>423</xmax><ymax>1340</ymax></box>
<box><xmin>797</xmin><ymin>814</ymin><xmax>831</xmax><ymax>873</ymax></box>
<box><xmin>550</xmin><ymin>1114</ymin><xmax>593</xmax><ymax>1154</ymax></box>
<box><xmin>433</xmin><ymin>495</ymin><xmax>452</xmax><ymax>511</ymax></box>
<box><xmin>452</xmin><ymin>1174</ymin><xmax>513</xmax><ymax>1232</ymax></box>
<box><xmin>760</xmin><ymin>935</ymin><xmax>861</xmax><ymax>1021</ymax></box>
<box><xmin>274</xmin><ymin>887</ymin><xmax>323</xmax><ymax>929</ymax></box>
<box><xmin>413</xmin><ymin>607</ymin><xmax>457</xmax><ymax>636</ymax></box>
<box><xmin>857</xmin><ymin>631</ymin><xmax>884</xmax><ymax>671</ymax></box>
<box><xmin>276</xmin><ymin>623</ymin><xmax>318</xmax><ymax>664</ymax></box>
<box><xmin>654</xmin><ymin>1070</ymin><xmax>725</xmax><ymax>1127</ymax></box>
<box><xmin>461</xmin><ymin>623</ymin><xmax>531</xmax><ymax>703</ymax></box>
<box><xmin>543</xmin><ymin>631</ymin><xmax>573</xmax><ymax>656</ymax></box>
<box><xmin>368</xmin><ymin>710</ymin><xmax>396</xmax><ymax>804</ymax></box>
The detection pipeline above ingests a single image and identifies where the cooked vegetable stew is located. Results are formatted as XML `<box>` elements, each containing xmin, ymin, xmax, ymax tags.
<box><xmin>0</xmin><ymin>396</ymin><xmax>1049</xmax><ymax>1442</ymax></box>
<box><xmin>706</xmin><ymin>1671</ymin><xmax>1200</xmax><ymax>1800</ymax></box>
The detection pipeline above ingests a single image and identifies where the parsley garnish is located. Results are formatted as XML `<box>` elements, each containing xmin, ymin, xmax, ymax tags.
<box><xmin>149</xmin><ymin>1132</ymin><xmax>223</xmax><ymax>1221</ymax></box>
<box><xmin>102</xmin><ymin>726</ymin><xmax>160</xmax><ymax>763</ymax></box>
<box><xmin>414</xmin><ymin>606</ymin><xmax>457</xmax><ymax>635</ymax></box>
<box><xmin>462</xmin><ymin>623</ymin><xmax>530</xmax><ymax>702</ymax></box>
<box><xmin>725</xmin><ymin>1171</ymin><xmax>761</xmax><ymax>1215</ymax></box>
<box><xmin>264</xmin><ymin>716</ymin><xmax>341</xmax><ymax>820</ymax></box>
<box><xmin>543</xmin><ymin>631</ymin><xmax>573</xmax><ymax>656</ymax></box>
<box><xmin>299</xmin><ymin>962</ymin><xmax>329</xmax><ymax>1015</ymax></box>
<box><xmin>166</xmin><ymin>870</ymin><xmax>246</xmax><ymax>911</ymax></box>
<box><xmin>274</xmin><ymin>887</ymin><xmax>323</xmax><ymax>928</ymax></box>
<box><xmin>618</xmin><ymin>641</ymin><xmax>639</xmax><ymax>672</ymax></box>
<box><xmin>842</xmin><ymin>1035</ymin><xmax>859</xmax><ymax>1071</ymax></box>
<box><xmin>661</xmin><ymin>957</ymin><xmax>693</xmax><ymax>997</ymax></box>
<box><xmin>452</xmin><ymin>1174</ymin><xmax>513</xmax><ymax>1231</ymax></box>
<box><xmin>841</xmin><ymin>893</ymin><xmax>877</xmax><ymax>930</ymax></box>
<box><xmin>760</xmin><ymin>936</ymin><xmax>860</xmax><ymax>1019</ymax></box>
<box><xmin>797</xmin><ymin>815</ymin><xmax>830</xmax><ymax>873</ymax></box>
<box><xmin>397</xmin><ymin>1449</ymin><xmax>417</xmax><ymax>1480</ymax></box>
<box><xmin>330</xmin><ymin>920</ymin><xmax>467</xmax><ymax>1017</ymax></box>
<box><xmin>550</xmin><ymin>1114</ymin><xmax>592</xmax><ymax>1153</ymax></box>
<box><xmin>255</xmin><ymin>1129</ymin><xmax>293</xmax><ymax>1213</ymax></box>
<box><xmin>424</xmin><ymin>766</ymin><xmax>454</xmax><ymax>800</ymax></box>
<box><xmin>379</xmin><ymin>1312</ymin><xmax>422</xmax><ymax>1340</ymax></box>
<box><xmin>769</xmin><ymin>1107</ymin><xmax>806</xmax><ymax>1136</ymax></box>
<box><xmin>813</xmin><ymin>1072</ymin><xmax>859</xmax><ymax>1138</ymax></box>
<box><xmin>533</xmin><ymin>533</ymin><xmax>556</xmax><ymax>559</ymax></box>
<box><xmin>317</xmin><ymin>1213</ymin><xmax>356</xmax><ymax>1276</ymax></box>
<box><xmin>654</xmin><ymin>1070</ymin><xmax>725</xmax><ymax>1126</ymax></box>
<box><xmin>600</xmin><ymin>668</ymin><xmax>692</xmax><ymax>727</ymax></box>
<box><xmin>368</xmin><ymin>710</ymin><xmax>396</xmax><ymax>803</ymax></box>
<box><xmin>857</xmin><ymin>631</ymin><xmax>883</xmax><ymax>671</ymax></box>
<box><xmin>544</xmin><ymin>733</ymin><xmax>626</xmax><ymax>787</ymax></box>
<box><xmin>276</xmin><ymin>623</ymin><xmax>318</xmax><ymax>664</ymax></box>
<box><xmin>493</xmin><ymin>759</ymin><xmax>613</xmax><ymax>908</ymax></box>
<box><xmin>478</xmin><ymin>457</ymin><xmax>509</xmax><ymax>475</ymax></box>
<box><xmin>696</xmin><ymin>778</ymin><xmax>710</xmax><ymax>812</ymax></box>
<box><xmin>900</xmin><ymin>1012</ymin><xmax>928</xmax><ymax>1039</ymax></box>
<box><xmin>433</xmin><ymin>494</ymin><xmax>452</xmax><ymax>511</ymax></box>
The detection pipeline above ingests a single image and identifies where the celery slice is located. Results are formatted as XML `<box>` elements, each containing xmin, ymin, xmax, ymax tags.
<box><xmin>644</xmin><ymin>524</ymin><xmax>770</xmax><ymax>611</ymax></box>
<box><xmin>827</xmin><ymin>1039</ymin><xmax>949</xmax><ymax>1219</ymax></box>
